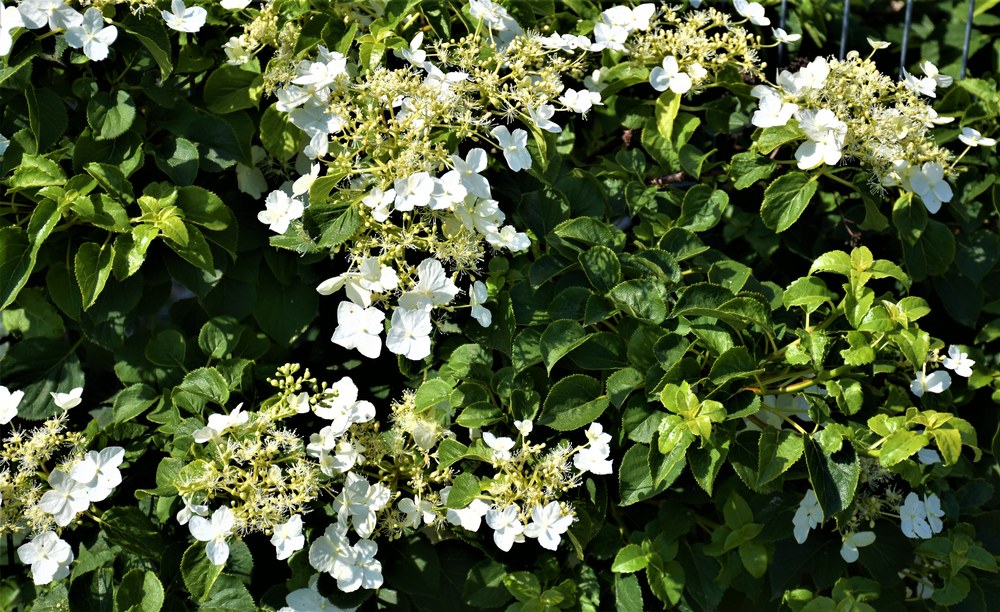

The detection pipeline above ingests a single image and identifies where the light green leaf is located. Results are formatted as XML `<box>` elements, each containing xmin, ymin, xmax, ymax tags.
<box><xmin>761</xmin><ymin>172</ymin><xmax>818</xmax><ymax>232</ymax></box>
<box><xmin>74</xmin><ymin>241</ymin><xmax>114</xmax><ymax>310</ymax></box>
<box><xmin>612</xmin><ymin>544</ymin><xmax>649</xmax><ymax>573</ymax></box>
<box><xmin>9</xmin><ymin>154</ymin><xmax>67</xmax><ymax>188</ymax></box>
<box><xmin>446</xmin><ymin>473</ymin><xmax>480</xmax><ymax>509</ymax></box>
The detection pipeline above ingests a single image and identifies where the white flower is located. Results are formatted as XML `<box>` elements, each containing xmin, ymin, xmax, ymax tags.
<box><xmin>559</xmin><ymin>88</ymin><xmax>602</xmax><ymax>115</ymax></box>
<box><xmin>340</xmin><ymin>539</ymin><xmax>383</xmax><ymax>592</ymax></box>
<box><xmin>917</xmin><ymin>448</ymin><xmax>941</xmax><ymax>465</ymax></box>
<box><xmin>920</xmin><ymin>61</ymin><xmax>953</xmax><ymax>88</ymax></box>
<box><xmin>397</xmin><ymin>31</ymin><xmax>426</xmax><ymax>66</ymax></box>
<box><xmin>330</xmin><ymin>302</ymin><xmax>385</xmax><ymax>359</ymax></box>
<box><xmin>452</xmin><ymin>148</ymin><xmax>491</xmax><ymax>199</ymax></box>
<box><xmin>750</xmin><ymin>86</ymin><xmax>798</xmax><ymax>128</ymax></box>
<box><xmin>309</xmin><ymin>523</ymin><xmax>356</xmax><ymax>586</ymax></box>
<box><xmin>393</xmin><ymin>171</ymin><xmax>435</xmax><ymax>211</ymax></box>
<box><xmin>490</xmin><ymin>125</ymin><xmax>531</xmax><ymax>172</ymax></box>
<box><xmin>469</xmin><ymin>281</ymin><xmax>492</xmax><ymax>327</ymax></box>
<box><xmin>189</xmin><ymin>507</ymin><xmax>236</xmax><ymax>565</ymax></box>
<box><xmin>910</xmin><ymin>369</ymin><xmax>952</xmax><ymax>397</ymax></box>
<box><xmin>901</xmin><ymin>68</ymin><xmax>938</xmax><ymax>98</ymax></box>
<box><xmin>0</xmin><ymin>385</ymin><xmax>23</xmax><ymax>424</ymax></box>
<box><xmin>193</xmin><ymin>403</ymin><xmax>249</xmax><ymax>442</ymax></box>
<box><xmin>573</xmin><ymin>445</ymin><xmax>613</xmax><ymax>475</ymax></box>
<box><xmin>223</xmin><ymin>35</ymin><xmax>252</xmax><ymax>65</ymax></box>
<box><xmin>734</xmin><ymin>0</ymin><xmax>770</xmax><ymax>26</ymax></box>
<box><xmin>523</xmin><ymin>502</ymin><xmax>573</xmax><ymax>550</ymax></box>
<box><xmin>271</xmin><ymin>515</ymin><xmax>306</xmax><ymax>560</ymax></box>
<box><xmin>958</xmin><ymin>127</ymin><xmax>996</xmax><ymax>148</ymax></box>
<box><xmin>317</xmin><ymin>256</ymin><xmax>398</xmax><ymax>308</ymax></box>
<box><xmin>649</xmin><ymin>56</ymin><xmax>692</xmax><ymax>94</ymax></box>
<box><xmin>792</xmin><ymin>489</ymin><xmax>823</xmax><ymax>544</ymax></box>
<box><xmin>591</xmin><ymin>22</ymin><xmax>628</xmax><ymax>52</ymax></box>
<box><xmin>584</xmin><ymin>422</ymin><xmax>612</xmax><ymax>447</ymax></box>
<box><xmin>446</xmin><ymin>497</ymin><xmax>490</xmax><ymax>532</ymax></box>
<box><xmin>313</xmin><ymin>377</ymin><xmax>375</xmax><ymax>433</ymax></box>
<box><xmin>176</xmin><ymin>497</ymin><xmax>209</xmax><ymax>525</ymax></box>
<box><xmin>362</xmin><ymin>186</ymin><xmax>395</xmax><ymax>222</ymax></box>
<box><xmin>399</xmin><ymin>258</ymin><xmax>459</xmax><ymax>310</ymax></box>
<box><xmin>398</xmin><ymin>496</ymin><xmax>436</xmax><ymax>528</ymax></box>
<box><xmin>923</xmin><ymin>493</ymin><xmax>945</xmax><ymax>534</ymax></box>
<box><xmin>51</xmin><ymin>387</ymin><xmax>83</xmax><ymax>410</ymax></box>
<box><xmin>70</xmin><ymin>446</ymin><xmax>124</xmax><ymax>502</ymax></box>
<box><xmin>777</xmin><ymin>57</ymin><xmax>829</xmax><ymax>95</ymax></box>
<box><xmin>900</xmin><ymin>492</ymin><xmax>932</xmax><ymax>539</ymax></box>
<box><xmin>63</xmin><ymin>8</ymin><xmax>117</xmax><ymax>61</ymax></box>
<box><xmin>17</xmin><ymin>0</ymin><xmax>80</xmax><ymax>32</ymax></box>
<box><xmin>794</xmin><ymin>108</ymin><xmax>847</xmax><ymax>169</ymax></box>
<box><xmin>867</xmin><ymin>37</ymin><xmax>890</xmax><ymax>50</ymax></box>
<box><xmin>772</xmin><ymin>27</ymin><xmax>801</xmax><ymax>43</ymax></box>
<box><xmin>161</xmin><ymin>0</ymin><xmax>206</xmax><ymax>33</ymax></box>
<box><xmin>385</xmin><ymin>308</ymin><xmax>433</xmax><ymax>361</ymax></box>
<box><xmin>840</xmin><ymin>531</ymin><xmax>876</xmax><ymax>563</ymax></box>
<box><xmin>486</xmin><ymin>225</ymin><xmax>531</xmax><ymax>252</ymax></box>
<box><xmin>17</xmin><ymin>531</ymin><xmax>74</xmax><ymax>585</ymax></box>
<box><xmin>600</xmin><ymin>4</ymin><xmax>656</xmax><ymax>33</ymax></box>
<box><xmin>333</xmin><ymin>473</ymin><xmax>390</xmax><ymax>538</ymax></box>
<box><xmin>38</xmin><ymin>469</ymin><xmax>91</xmax><ymax>526</ymax></box>
<box><xmin>528</xmin><ymin>104</ymin><xmax>561</xmax><ymax>133</ymax></box>
<box><xmin>482</xmin><ymin>431</ymin><xmax>515</xmax><ymax>461</ymax></box>
<box><xmin>258</xmin><ymin>190</ymin><xmax>305</xmax><ymax>234</ymax></box>
<box><xmin>942</xmin><ymin>345</ymin><xmax>975</xmax><ymax>377</ymax></box>
<box><xmin>292</xmin><ymin>162</ymin><xmax>322</xmax><ymax>199</ymax></box>
<box><xmin>278</xmin><ymin>574</ymin><xmax>347</xmax><ymax>612</ymax></box>
<box><xmin>485</xmin><ymin>506</ymin><xmax>525</xmax><ymax>552</ymax></box>
<box><xmin>906</xmin><ymin>162</ymin><xmax>953</xmax><ymax>214</ymax></box>
<box><xmin>513</xmin><ymin>419</ymin><xmax>533</xmax><ymax>437</ymax></box>
<box><xmin>220</xmin><ymin>0</ymin><xmax>251</xmax><ymax>8</ymax></box>
<box><xmin>236</xmin><ymin>146</ymin><xmax>268</xmax><ymax>199</ymax></box>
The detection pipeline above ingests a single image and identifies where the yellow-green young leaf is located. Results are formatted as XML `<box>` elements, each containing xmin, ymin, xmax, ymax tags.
<box><xmin>783</xmin><ymin>276</ymin><xmax>835</xmax><ymax>312</ymax></box>
<box><xmin>113</xmin><ymin>224</ymin><xmax>159</xmax><ymax>280</ymax></box>
<box><xmin>655</xmin><ymin>90</ymin><xmax>681</xmax><ymax>142</ymax></box>
<box><xmin>612</xmin><ymin>544</ymin><xmax>649</xmax><ymax>573</ymax></box>
<box><xmin>760</xmin><ymin>172</ymin><xmax>818</xmax><ymax>232</ymax></box>
<box><xmin>9</xmin><ymin>154</ymin><xmax>67</xmax><ymax>188</ymax></box>
<box><xmin>74</xmin><ymin>242</ymin><xmax>114</xmax><ymax>310</ymax></box>
<box><xmin>650</xmin><ymin>434</ymin><xmax>689</xmax><ymax>488</ymax></box>
<box><xmin>176</xmin><ymin>186</ymin><xmax>231</xmax><ymax>231</ymax></box>
<box><xmin>165</xmin><ymin>225</ymin><xmax>215</xmax><ymax>272</ymax></box>
<box><xmin>930</xmin><ymin>428</ymin><xmax>963</xmax><ymax>465</ymax></box>
<box><xmin>739</xmin><ymin>541</ymin><xmax>768</xmax><ymax>578</ymax></box>
<box><xmin>879</xmin><ymin>431</ymin><xmax>929</xmax><ymax>466</ymax></box>
<box><xmin>85</xmin><ymin>162</ymin><xmax>133</xmax><ymax>202</ymax></box>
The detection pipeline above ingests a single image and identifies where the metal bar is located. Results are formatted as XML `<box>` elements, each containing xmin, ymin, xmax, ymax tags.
<box><xmin>840</xmin><ymin>0</ymin><xmax>851</xmax><ymax>60</ymax></box>
<box><xmin>900</xmin><ymin>0</ymin><xmax>915</xmax><ymax>78</ymax></box>
<box><xmin>961</xmin><ymin>0</ymin><xmax>975</xmax><ymax>79</ymax></box>
<box><xmin>777</xmin><ymin>0</ymin><xmax>789</xmax><ymax>71</ymax></box>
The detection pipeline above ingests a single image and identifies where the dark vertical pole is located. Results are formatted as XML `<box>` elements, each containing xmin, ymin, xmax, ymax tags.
<box><xmin>777</xmin><ymin>0</ymin><xmax>789</xmax><ymax>72</ymax></box>
<box><xmin>840</xmin><ymin>0</ymin><xmax>851</xmax><ymax>60</ymax></box>
<box><xmin>961</xmin><ymin>0</ymin><xmax>975</xmax><ymax>79</ymax></box>
<box><xmin>900</xmin><ymin>0</ymin><xmax>915</xmax><ymax>77</ymax></box>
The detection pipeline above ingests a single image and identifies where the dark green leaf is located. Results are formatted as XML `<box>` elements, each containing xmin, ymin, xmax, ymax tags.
<box><xmin>539</xmin><ymin>374</ymin><xmax>609</xmax><ymax>431</ymax></box>
<box><xmin>761</xmin><ymin>172</ymin><xmax>818</xmax><ymax>232</ymax></box>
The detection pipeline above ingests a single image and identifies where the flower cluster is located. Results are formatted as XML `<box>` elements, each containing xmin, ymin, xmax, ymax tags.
<box><xmin>749</xmin><ymin>49</ymin><xmax>959</xmax><ymax>213</ymax></box>
<box><xmin>2</xmin><ymin>0</ymin><xmax>118</xmax><ymax>61</ymax></box>
<box><xmin>910</xmin><ymin>344</ymin><xmax>975</xmax><ymax>397</ymax></box>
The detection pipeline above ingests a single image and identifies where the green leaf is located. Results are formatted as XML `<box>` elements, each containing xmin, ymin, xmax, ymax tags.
<box><xmin>100</xmin><ymin>507</ymin><xmax>165</xmax><ymax>562</ymax></box>
<box><xmin>540</xmin><ymin>319</ymin><xmax>590</xmax><ymax>373</ymax></box>
<box><xmin>688</xmin><ymin>437</ymin><xmax>730</xmax><ymax>495</ymax></box>
<box><xmin>679</xmin><ymin>186</ymin><xmax>729</xmax><ymax>232</ymax></box>
<box><xmin>116</xmin><ymin>569</ymin><xmax>165</xmax><ymax>612</ymax></box>
<box><xmin>579</xmin><ymin>245</ymin><xmax>621</xmax><ymax>294</ymax></box>
<box><xmin>25</xmin><ymin>86</ymin><xmax>68</xmax><ymax>151</ymax></box>
<box><xmin>164</xmin><ymin>224</ymin><xmax>215</xmax><ymax>272</ymax></box>
<box><xmin>614</xmin><ymin>574</ymin><xmax>644</xmax><ymax>612</ymax></box>
<box><xmin>538</xmin><ymin>374</ymin><xmax>609</xmax><ymax>431</ymax></box>
<box><xmin>730</xmin><ymin>151</ymin><xmax>777</xmax><ymax>189</ymax></box>
<box><xmin>260</xmin><ymin>105</ymin><xmax>299</xmax><ymax>162</ymax></box>
<box><xmin>804</xmin><ymin>436</ymin><xmax>860</xmax><ymax>518</ymax></box>
<box><xmin>612</xmin><ymin>544</ymin><xmax>649</xmax><ymax>573</ymax></box>
<box><xmin>609</xmin><ymin>279</ymin><xmax>667</xmax><ymax>323</ymax></box>
<box><xmin>709</xmin><ymin>346</ymin><xmax>763</xmax><ymax>385</ymax></box>
<box><xmin>317</xmin><ymin>204</ymin><xmax>362</xmax><ymax>248</ymax></box>
<box><xmin>446</xmin><ymin>473</ymin><xmax>480</xmax><ymax>509</ymax></box>
<box><xmin>607</xmin><ymin>367</ymin><xmax>644</xmax><ymax>409</ymax></box>
<box><xmin>181</xmin><ymin>542</ymin><xmax>226</xmax><ymax>602</ymax></box>
<box><xmin>122</xmin><ymin>14</ymin><xmax>173</xmax><ymax>79</ymax></box>
<box><xmin>761</xmin><ymin>172</ymin><xmax>818</xmax><ymax>232</ymax></box>
<box><xmin>756</xmin><ymin>429</ymin><xmax>804</xmax><ymax>486</ymax></box>
<box><xmin>901</xmin><ymin>220</ymin><xmax>955</xmax><ymax>281</ymax></box>
<box><xmin>204</xmin><ymin>63</ymin><xmax>263</xmax><ymax>114</ymax></box>
<box><xmin>172</xmin><ymin>367</ymin><xmax>230</xmax><ymax>413</ymax></box>
<box><xmin>463</xmin><ymin>561</ymin><xmax>513</xmax><ymax>608</ymax></box>
<box><xmin>145</xmin><ymin>329</ymin><xmax>186</xmax><ymax>367</ymax></box>
<box><xmin>755</xmin><ymin>124</ymin><xmax>803</xmax><ymax>154</ymax></box>
<box><xmin>87</xmin><ymin>90</ymin><xmax>137</xmax><ymax>141</ymax></box>
<box><xmin>414</xmin><ymin>378</ymin><xmax>453</xmax><ymax>413</ymax></box>
<box><xmin>9</xmin><ymin>154</ymin><xmax>67</xmax><ymax>188</ymax></box>
<box><xmin>655</xmin><ymin>90</ymin><xmax>682</xmax><ymax>142</ymax></box>
<box><xmin>176</xmin><ymin>186</ymin><xmax>231</xmax><ymax>231</ymax></box>
<box><xmin>85</xmin><ymin>162</ymin><xmax>134</xmax><ymax>203</ymax></box>
<box><xmin>155</xmin><ymin>137</ymin><xmax>200</xmax><ymax>186</ymax></box>
<box><xmin>113</xmin><ymin>383</ymin><xmax>160</xmax><ymax>424</ymax></box>
<box><xmin>619</xmin><ymin>443</ymin><xmax>655</xmax><ymax>505</ymax></box>
<box><xmin>783</xmin><ymin>276</ymin><xmax>835</xmax><ymax>313</ymax></box>
<box><xmin>0</xmin><ymin>227</ymin><xmax>32</xmax><ymax>310</ymax></box>
<box><xmin>198</xmin><ymin>316</ymin><xmax>243</xmax><ymax>359</ymax></box>
<box><xmin>879</xmin><ymin>431</ymin><xmax>929</xmax><ymax>467</ymax></box>
<box><xmin>74</xmin><ymin>241</ymin><xmax>114</xmax><ymax>310</ymax></box>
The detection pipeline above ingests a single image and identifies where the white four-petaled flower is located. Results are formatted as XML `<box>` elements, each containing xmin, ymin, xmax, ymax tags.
<box><xmin>63</xmin><ymin>7</ymin><xmax>117</xmax><ymax>61</ymax></box>
<box><xmin>51</xmin><ymin>387</ymin><xmax>83</xmax><ymax>410</ymax></box>
<box><xmin>161</xmin><ymin>0</ymin><xmax>206</xmax><ymax>33</ymax></box>
<box><xmin>271</xmin><ymin>515</ymin><xmax>306</xmax><ymax>560</ymax></box>
<box><xmin>70</xmin><ymin>446</ymin><xmax>125</xmax><ymax>502</ymax></box>
<box><xmin>792</xmin><ymin>489</ymin><xmax>823</xmax><ymax>544</ymax></box>
<box><xmin>649</xmin><ymin>56</ymin><xmax>692</xmax><ymax>94</ymax></box>
<box><xmin>0</xmin><ymin>384</ymin><xmax>23</xmax><ymax>424</ymax></box>
<box><xmin>17</xmin><ymin>531</ymin><xmax>74</xmax><ymax>585</ymax></box>
<box><xmin>942</xmin><ymin>345</ymin><xmax>975</xmax><ymax>377</ymax></box>
<box><xmin>258</xmin><ymin>190</ymin><xmax>305</xmax><ymax>234</ymax></box>
<box><xmin>189</xmin><ymin>506</ymin><xmax>236</xmax><ymax>565</ymax></box>
<box><xmin>909</xmin><ymin>369</ymin><xmax>952</xmax><ymax>397</ymax></box>
<box><xmin>734</xmin><ymin>0</ymin><xmax>770</xmax><ymax>26</ymax></box>
<box><xmin>958</xmin><ymin>127</ymin><xmax>996</xmax><ymax>148</ymax></box>
<box><xmin>330</xmin><ymin>301</ymin><xmax>385</xmax><ymax>359</ymax></box>
<box><xmin>523</xmin><ymin>501</ymin><xmax>573</xmax><ymax>551</ymax></box>
<box><xmin>490</xmin><ymin>126</ymin><xmax>531</xmax><ymax>172</ymax></box>
<box><xmin>840</xmin><ymin>531</ymin><xmax>876</xmax><ymax>563</ymax></box>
